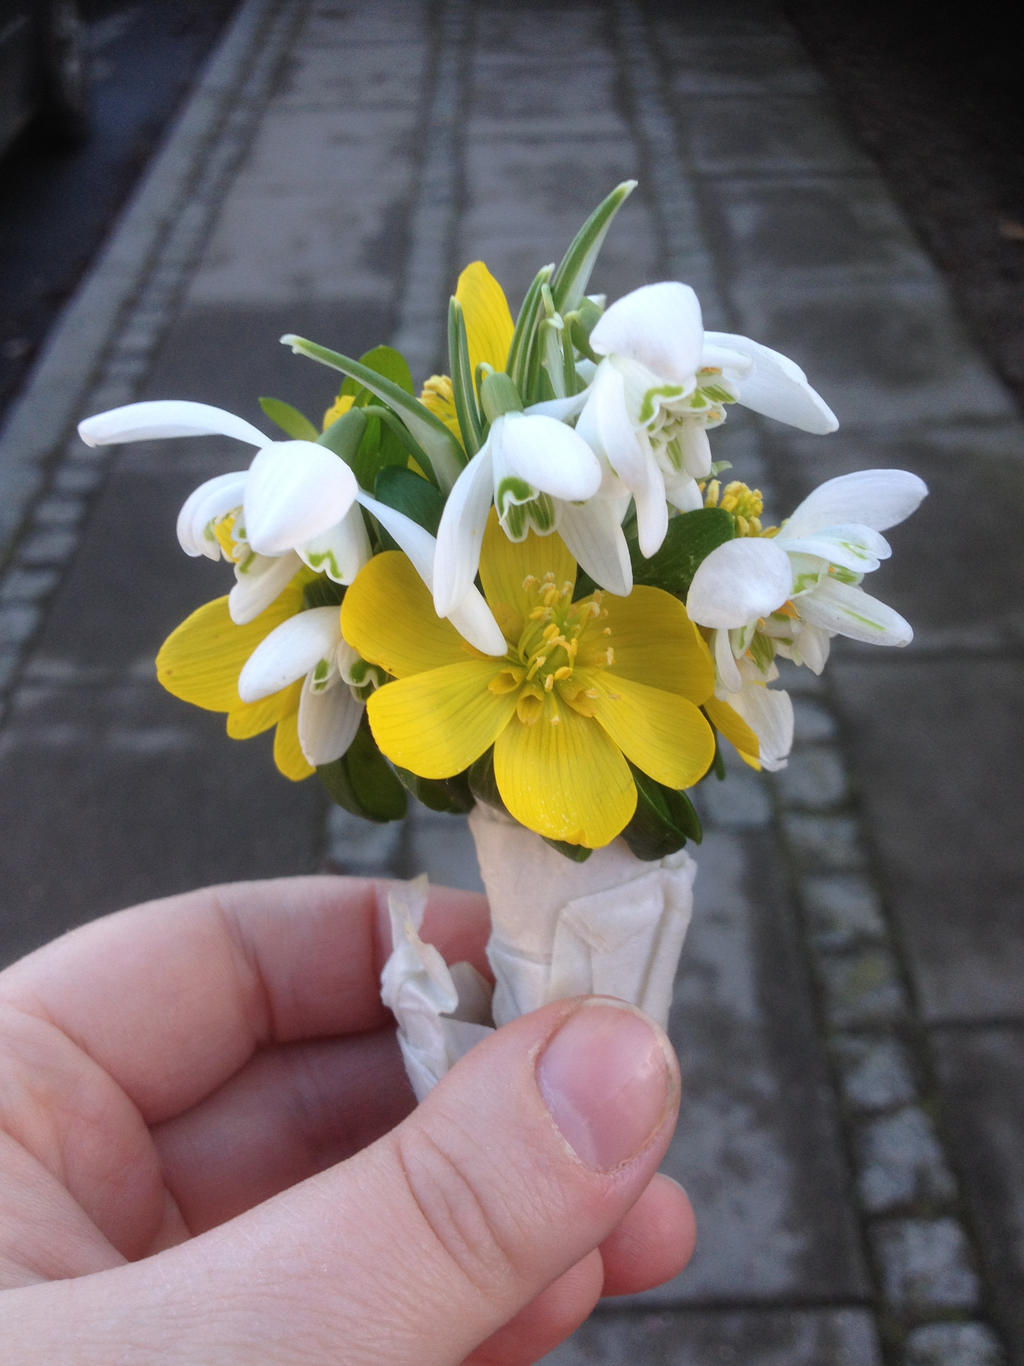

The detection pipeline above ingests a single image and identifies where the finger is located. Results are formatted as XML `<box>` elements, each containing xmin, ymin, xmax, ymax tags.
<box><xmin>152</xmin><ymin>1028</ymin><xmax>413</xmax><ymax>1235</ymax></box>
<box><xmin>8</xmin><ymin>999</ymin><xmax>681</xmax><ymax>1366</ymax></box>
<box><xmin>598</xmin><ymin>1173</ymin><xmax>697</xmax><ymax>1296</ymax></box>
<box><xmin>468</xmin><ymin>1249</ymin><xmax>605</xmax><ymax>1366</ymax></box>
<box><xmin>0</xmin><ymin>877</ymin><xmax>489</xmax><ymax>1124</ymax></box>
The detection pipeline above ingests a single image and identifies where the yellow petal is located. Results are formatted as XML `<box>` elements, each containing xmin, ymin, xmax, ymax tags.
<box><xmin>227</xmin><ymin>682</ymin><xmax>298</xmax><ymax>740</ymax></box>
<box><xmin>322</xmin><ymin>392</ymin><xmax>355</xmax><ymax>431</ymax></box>
<box><xmin>457</xmin><ymin>262</ymin><xmax>514</xmax><ymax>377</ymax></box>
<box><xmin>494</xmin><ymin>697</ymin><xmax>636</xmax><ymax>847</ymax></box>
<box><xmin>341</xmin><ymin>552</ymin><xmax>469</xmax><ymax>677</ymax></box>
<box><xmin>273</xmin><ymin>702</ymin><xmax>315</xmax><ymax>780</ymax></box>
<box><xmin>367</xmin><ymin>660</ymin><xmax>517</xmax><ymax>778</ymax></box>
<box><xmin>704</xmin><ymin>695</ymin><xmax>762</xmax><ymax>770</ymax></box>
<box><xmin>580</xmin><ymin>586</ymin><xmax>714</xmax><ymax>703</ymax></box>
<box><xmin>419</xmin><ymin>374</ymin><xmax>462</xmax><ymax>440</ymax></box>
<box><xmin>582</xmin><ymin>669</ymin><xmax>715</xmax><ymax>790</ymax></box>
<box><xmin>156</xmin><ymin>590</ymin><xmax>301</xmax><ymax>712</ymax></box>
<box><xmin>478</xmin><ymin>511</ymin><xmax>577</xmax><ymax>629</ymax></box>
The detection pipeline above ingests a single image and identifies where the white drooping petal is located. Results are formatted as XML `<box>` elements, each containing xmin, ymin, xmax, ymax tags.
<box><xmin>297</xmin><ymin>674</ymin><xmax>363</xmax><ymax>766</ymax></box>
<box><xmin>687</xmin><ymin>537</ymin><xmax>793</xmax><ymax>629</ymax></box>
<box><xmin>797</xmin><ymin>576</ymin><xmax>914</xmax><ymax>646</ymax></box>
<box><xmin>238</xmin><ymin>606</ymin><xmax>342</xmax><ymax>702</ymax></box>
<box><xmin>176</xmin><ymin>470</ymin><xmax>247</xmax><ymax>559</ymax></box>
<box><xmin>359</xmin><ymin>493</ymin><xmax>506</xmax><ymax>658</ymax></box>
<box><xmin>703</xmin><ymin>331</ymin><xmax>838</xmax><ymax>434</ymax></box>
<box><xmin>495</xmin><ymin>412</ymin><xmax>602</xmax><ymax>501</ymax></box>
<box><xmin>784</xmin><ymin>469</ymin><xmax>928</xmax><ymax>537</ymax></box>
<box><xmin>78</xmin><ymin>400</ymin><xmax>269</xmax><ymax>448</ymax></box>
<box><xmin>727</xmin><ymin>683</ymin><xmax>794</xmax><ymax>772</ymax></box>
<box><xmin>577</xmin><ymin>361</ymin><xmax>667</xmax><ymax>557</ymax></box>
<box><xmin>298</xmin><ymin>503</ymin><xmax>372</xmax><ymax>584</ymax></box>
<box><xmin>557</xmin><ymin>495</ymin><xmax>633</xmax><ymax>597</ymax></box>
<box><xmin>591</xmin><ymin>281</ymin><xmax>704</xmax><ymax>388</ymax></box>
<box><xmin>228</xmin><ymin>550</ymin><xmax>301</xmax><ymax>625</ymax></box>
<box><xmin>713</xmin><ymin>625</ymin><xmax>743</xmax><ymax>693</ymax></box>
<box><xmin>780</xmin><ymin>524</ymin><xmax>892</xmax><ymax>575</ymax></box>
<box><xmin>431</xmin><ymin>444</ymin><xmax>496</xmax><ymax>618</ymax></box>
<box><xmin>244</xmin><ymin>441</ymin><xmax>358</xmax><ymax>557</ymax></box>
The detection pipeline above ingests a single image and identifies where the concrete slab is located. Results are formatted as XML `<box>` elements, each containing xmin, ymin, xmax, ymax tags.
<box><xmin>932</xmin><ymin>1026</ymin><xmax>1024</xmax><ymax>1361</ymax></box>
<box><xmin>831</xmin><ymin>659</ymin><xmax>1024</xmax><ymax>1022</ymax></box>
<box><xmin>0</xmin><ymin>681</ymin><xmax>321</xmax><ymax>966</ymax></box>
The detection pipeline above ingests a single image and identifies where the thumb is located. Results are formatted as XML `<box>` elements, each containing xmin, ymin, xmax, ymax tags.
<box><xmin>226</xmin><ymin>995</ymin><xmax>681</xmax><ymax>1364</ymax></box>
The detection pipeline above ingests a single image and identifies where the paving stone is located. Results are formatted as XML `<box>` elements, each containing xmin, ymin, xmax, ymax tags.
<box><xmin>803</xmin><ymin>872</ymin><xmax>888</xmax><ymax>950</ymax></box>
<box><xmin>904</xmin><ymin>1322</ymin><xmax>1008</xmax><ymax>1366</ymax></box>
<box><xmin>402</xmin><ymin>809</ymin><xmax>483</xmax><ymax>891</ymax></box>
<box><xmin>854</xmin><ymin>1107</ymin><xmax>958</xmax><ymax>1214</ymax></box>
<box><xmin>831</xmin><ymin>1033</ymin><xmax>918</xmax><ymax>1113</ymax></box>
<box><xmin>0</xmin><ymin>602</ymin><xmax>40</xmax><ymax>648</ymax></box>
<box><xmin>653</xmin><ymin>28</ymin><xmax>827</xmax><ymax>95</ymax></box>
<box><xmin>693</xmin><ymin>762</ymin><xmax>773</xmax><ymax>829</ymax></box>
<box><xmin>33</xmin><ymin>496</ymin><xmax>83</xmax><ymax>527</ymax></box>
<box><xmin>872</xmin><ymin>1217</ymin><xmax>981</xmax><ymax>1318</ymax></box>
<box><xmin>323</xmin><ymin>803</ymin><xmax>405</xmax><ymax>877</ymax></box>
<box><xmin>931</xmin><ymin>1027</ymin><xmax>1024</xmax><ymax>1354</ymax></box>
<box><xmin>0</xmin><ymin>647</ymin><xmax>19</xmax><ymax>691</ymax></box>
<box><xmin>16</xmin><ymin>527</ymin><xmax>80</xmax><ymax>567</ymax></box>
<box><xmin>659</xmin><ymin>831</ymin><xmax>867</xmax><ymax>1301</ymax></box>
<box><xmin>817</xmin><ymin>945</ymin><xmax>910</xmax><ymax>1027</ymax></box>
<box><xmin>543</xmin><ymin>1306</ymin><xmax>882</xmax><ymax>1364</ymax></box>
<box><xmin>0</xmin><ymin>682</ymin><xmax>322</xmax><ymax>967</ymax></box>
<box><xmin>781</xmin><ymin>811</ymin><xmax>866</xmax><ymax>871</ymax></box>
<box><xmin>679</xmin><ymin>94</ymin><xmax>876</xmax><ymax>175</ymax></box>
<box><xmin>772</xmin><ymin>743</ymin><xmax>849</xmax><ymax>808</ymax></box>
<box><xmin>832</xmin><ymin>660</ymin><xmax>1024</xmax><ymax>1021</ymax></box>
<box><xmin>790</xmin><ymin>693</ymin><xmax>838</xmax><ymax>743</ymax></box>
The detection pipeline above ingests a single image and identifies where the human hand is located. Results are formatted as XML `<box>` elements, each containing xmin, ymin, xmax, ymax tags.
<box><xmin>0</xmin><ymin>876</ymin><xmax>695</xmax><ymax>1364</ymax></box>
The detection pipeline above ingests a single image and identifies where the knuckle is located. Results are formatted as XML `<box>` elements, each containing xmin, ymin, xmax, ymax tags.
<box><xmin>393</xmin><ymin>1120</ymin><xmax>525</xmax><ymax>1306</ymax></box>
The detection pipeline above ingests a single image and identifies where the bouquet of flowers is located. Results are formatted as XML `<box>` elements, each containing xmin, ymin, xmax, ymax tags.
<box><xmin>79</xmin><ymin>183</ymin><xmax>926</xmax><ymax>1099</ymax></box>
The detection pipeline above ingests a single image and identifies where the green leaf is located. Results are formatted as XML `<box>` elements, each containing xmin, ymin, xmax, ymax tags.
<box><xmin>374</xmin><ymin>466</ymin><xmax>444</xmax><ymax>537</ymax></box>
<box><xmin>337</xmin><ymin>345</ymin><xmax>415</xmax><ymax>402</ymax></box>
<box><xmin>630</xmin><ymin>507</ymin><xmax>735</xmax><ymax>597</ymax></box>
<box><xmin>506</xmin><ymin>264</ymin><xmax>553</xmax><ymax>401</ymax></box>
<box><xmin>282</xmin><ymin>335</ymin><xmax>465</xmax><ymax>491</ymax></box>
<box><xmin>317</xmin><ymin>718</ymin><xmax>407</xmax><ymax>822</ymax></box>
<box><xmin>259</xmin><ymin>396</ymin><xmax>319</xmax><ymax>441</ymax></box>
<box><xmin>620</xmin><ymin>765</ymin><xmax>702</xmax><ymax>862</ymax></box>
<box><xmin>393</xmin><ymin>765</ymin><xmax>475</xmax><ymax>814</ymax></box>
<box><xmin>302</xmin><ymin>577</ymin><xmax>345</xmax><ymax>610</ymax></box>
<box><xmin>550</xmin><ymin>180</ymin><xmax>636</xmax><ymax>314</ymax></box>
<box><xmin>467</xmin><ymin>748</ymin><xmax>504</xmax><ymax>812</ymax></box>
<box><xmin>543</xmin><ymin>837</ymin><xmax>593</xmax><ymax>863</ymax></box>
<box><xmin>318</xmin><ymin>406</ymin><xmax>368</xmax><ymax>464</ymax></box>
<box><xmin>448</xmin><ymin>297</ymin><xmax>484</xmax><ymax>454</ymax></box>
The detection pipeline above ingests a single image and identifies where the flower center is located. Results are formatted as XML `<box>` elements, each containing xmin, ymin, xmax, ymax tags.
<box><xmin>702</xmin><ymin>478</ymin><xmax>765</xmax><ymax>537</ymax></box>
<box><xmin>489</xmin><ymin>572</ymin><xmax>611</xmax><ymax>725</ymax></box>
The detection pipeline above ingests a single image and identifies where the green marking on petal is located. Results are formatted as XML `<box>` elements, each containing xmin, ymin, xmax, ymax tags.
<box><xmin>639</xmin><ymin>384</ymin><xmax>687</xmax><ymax>423</ymax></box>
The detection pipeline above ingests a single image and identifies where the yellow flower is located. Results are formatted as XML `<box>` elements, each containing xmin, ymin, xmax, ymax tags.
<box><xmin>342</xmin><ymin>513</ymin><xmax>718</xmax><ymax>847</ymax></box>
<box><xmin>322</xmin><ymin>392</ymin><xmax>355</xmax><ymax>430</ymax></box>
<box><xmin>420</xmin><ymin>262</ymin><xmax>514</xmax><ymax>439</ymax></box>
<box><xmin>156</xmin><ymin>574</ymin><xmax>315</xmax><ymax>781</ymax></box>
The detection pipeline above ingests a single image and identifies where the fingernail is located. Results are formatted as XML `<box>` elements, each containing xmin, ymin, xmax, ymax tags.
<box><xmin>536</xmin><ymin>1001</ymin><xmax>676</xmax><ymax>1171</ymax></box>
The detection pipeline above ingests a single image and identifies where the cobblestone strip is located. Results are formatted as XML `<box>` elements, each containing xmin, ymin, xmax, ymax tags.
<box><xmin>0</xmin><ymin>0</ymin><xmax>309</xmax><ymax>726</ymax></box>
<box><xmin>775</xmin><ymin>680</ymin><xmax>1009</xmax><ymax>1366</ymax></box>
<box><xmin>323</xmin><ymin>0</ymin><xmax>472</xmax><ymax>875</ymax></box>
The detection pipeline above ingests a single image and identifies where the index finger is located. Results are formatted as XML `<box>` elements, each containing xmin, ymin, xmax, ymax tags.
<box><xmin>0</xmin><ymin>875</ymin><xmax>489</xmax><ymax>1124</ymax></box>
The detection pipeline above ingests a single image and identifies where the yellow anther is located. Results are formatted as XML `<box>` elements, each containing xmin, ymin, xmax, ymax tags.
<box><xmin>543</xmin><ymin>674</ymin><xmax>554</xmax><ymax>691</ymax></box>
<box><xmin>605</xmin><ymin>647</ymin><xmax>615</xmax><ymax>666</ymax></box>
<box><xmin>553</xmin><ymin>665</ymin><xmax>572</xmax><ymax>681</ymax></box>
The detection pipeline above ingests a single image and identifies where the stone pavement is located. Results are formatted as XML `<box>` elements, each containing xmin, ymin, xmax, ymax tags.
<box><xmin>0</xmin><ymin>1</ymin><xmax>1021</xmax><ymax>1361</ymax></box>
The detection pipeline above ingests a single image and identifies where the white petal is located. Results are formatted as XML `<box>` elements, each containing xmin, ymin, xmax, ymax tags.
<box><xmin>228</xmin><ymin>551</ymin><xmax>301</xmax><ymax>625</ymax></box>
<box><xmin>713</xmin><ymin>626</ymin><xmax>743</xmax><ymax>693</ymax></box>
<box><xmin>577</xmin><ymin>362</ymin><xmax>667</xmax><ymax>557</ymax></box>
<box><xmin>359</xmin><ymin>493</ymin><xmax>506</xmax><ymax>657</ymax></box>
<box><xmin>176</xmin><ymin>471</ymin><xmax>247</xmax><ymax>559</ymax></box>
<box><xmin>704</xmin><ymin>331</ymin><xmax>838</xmax><ymax>434</ymax></box>
<box><xmin>729</xmin><ymin>683</ymin><xmax>794</xmax><ymax>771</ymax></box>
<box><xmin>496</xmin><ymin>413</ymin><xmax>601</xmax><ymax>501</ymax></box>
<box><xmin>298</xmin><ymin>503</ymin><xmax>372</xmax><ymax>584</ymax></box>
<box><xmin>557</xmin><ymin>496</ymin><xmax>633</xmax><ymax>596</ymax></box>
<box><xmin>238</xmin><ymin>606</ymin><xmax>342</xmax><ymax>702</ymax></box>
<box><xmin>686</xmin><ymin>538</ymin><xmax>793</xmax><ymax>629</ymax></box>
<box><xmin>780</xmin><ymin>524</ymin><xmax>892</xmax><ymax>574</ymax></box>
<box><xmin>798</xmin><ymin>577</ymin><xmax>913</xmax><ymax>646</ymax></box>
<box><xmin>78</xmin><ymin>400</ymin><xmax>268</xmax><ymax>448</ymax></box>
<box><xmin>244</xmin><ymin>441</ymin><xmax>358</xmax><ymax>557</ymax></box>
<box><xmin>591</xmin><ymin>282</ymin><xmax>704</xmax><ymax>388</ymax></box>
<box><xmin>431</xmin><ymin>444</ymin><xmax>495</xmax><ymax>617</ymax></box>
<box><xmin>297</xmin><ymin>677</ymin><xmax>363</xmax><ymax>765</ymax></box>
<box><xmin>784</xmin><ymin>469</ymin><xmax>928</xmax><ymax>537</ymax></box>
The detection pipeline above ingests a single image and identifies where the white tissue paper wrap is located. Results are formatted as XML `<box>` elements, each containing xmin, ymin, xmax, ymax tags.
<box><xmin>381</xmin><ymin>804</ymin><xmax>697</xmax><ymax>1101</ymax></box>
